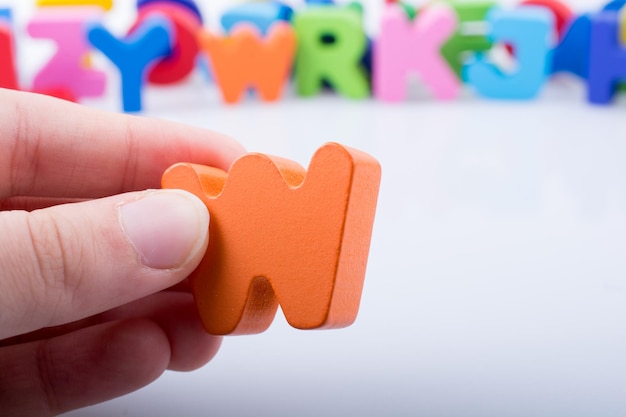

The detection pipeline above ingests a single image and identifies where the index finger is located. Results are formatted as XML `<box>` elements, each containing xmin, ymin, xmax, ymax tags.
<box><xmin>0</xmin><ymin>89</ymin><xmax>246</xmax><ymax>200</ymax></box>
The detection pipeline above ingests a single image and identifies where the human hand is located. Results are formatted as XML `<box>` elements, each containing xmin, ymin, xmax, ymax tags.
<box><xmin>0</xmin><ymin>89</ymin><xmax>246</xmax><ymax>416</ymax></box>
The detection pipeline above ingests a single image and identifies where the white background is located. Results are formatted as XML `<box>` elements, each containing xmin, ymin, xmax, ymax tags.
<box><xmin>7</xmin><ymin>1</ymin><xmax>626</xmax><ymax>416</ymax></box>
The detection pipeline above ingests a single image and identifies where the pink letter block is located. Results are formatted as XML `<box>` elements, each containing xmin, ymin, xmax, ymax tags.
<box><xmin>374</xmin><ymin>4</ymin><xmax>460</xmax><ymax>101</ymax></box>
<box><xmin>27</xmin><ymin>7</ymin><xmax>106</xmax><ymax>99</ymax></box>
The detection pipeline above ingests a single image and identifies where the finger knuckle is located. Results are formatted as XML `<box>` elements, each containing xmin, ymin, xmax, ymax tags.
<box><xmin>24</xmin><ymin>210</ymin><xmax>89</xmax><ymax>316</ymax></box>
<box><xmin>6</xmin><ymin>96</ymin><xmax>42</xmax><ymax>198</ymax></box>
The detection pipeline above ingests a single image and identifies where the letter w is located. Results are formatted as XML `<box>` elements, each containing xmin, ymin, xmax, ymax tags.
<box><xmin>162</xmin><ymin>143</ymin><xmax>381</xmax><ymax>335</ymax></box>
<box><xmin>197</xmin><ymin>22</ymin><xmax>296</xmax><ymax>104</ymax></box>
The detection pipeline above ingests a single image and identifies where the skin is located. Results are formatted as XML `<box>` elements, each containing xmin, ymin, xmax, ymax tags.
<box><xmin>0</xmin><ymin>89</ymin><xmax>247</xmax><ymax>416</ymax></box>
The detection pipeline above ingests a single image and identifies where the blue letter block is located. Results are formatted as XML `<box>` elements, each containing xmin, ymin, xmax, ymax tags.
<box><xmin>88</xmin><ymin>16</ymin><xmax>173</xmax><ymax>112</ymax></box>
<box><xmin>587</xmin><ymin>11</ymin><xmax>626</xmax><ymax>104</ymax></box>
<box><xmin>465</xmin><ymin>7</ymin><xmax>553</xmax><ymax>99</ymax></box>
<box><xmin>551</xmin><ymin>14</ymin><xmax>592</xmax><ymax>78</ymax></box>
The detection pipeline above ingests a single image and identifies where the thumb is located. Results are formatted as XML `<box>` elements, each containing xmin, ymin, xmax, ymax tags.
<box><xmin>0</xmin><ymin>189</ymin><xmax>209</xmax><ymax>340</ymax></box>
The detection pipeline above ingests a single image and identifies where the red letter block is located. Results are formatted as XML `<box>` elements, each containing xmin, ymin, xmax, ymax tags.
<box><xmin>162</xmin><ymin>143</ymin><xmax>381</xmax><ymax>335</ymax></box>
<box><xmin>0</xmin><ymin>23</ymin><xmax>17</xmax><ymax>90</ymax></box>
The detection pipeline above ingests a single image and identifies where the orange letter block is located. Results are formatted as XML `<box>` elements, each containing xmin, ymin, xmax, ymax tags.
<box><xmin>197</xmin><ymin>22</ymin><xmax>296</xmax><ymax>104</ymax></box>
<box><xmin>36</xmin><ymin>0</ymin><xmax>113</xmax><ymax>10</ymax></box>
<box><xmin>162</xmin><ymin>143</ymin><xmax>381</xmax><ymax>335</ymax></box>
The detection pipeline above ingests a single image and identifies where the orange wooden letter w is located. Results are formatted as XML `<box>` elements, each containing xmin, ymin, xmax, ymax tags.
<box><xmin>162</xmin><ymin>143</ymin><xmax>381</xmax><ymax>335</ymax></box>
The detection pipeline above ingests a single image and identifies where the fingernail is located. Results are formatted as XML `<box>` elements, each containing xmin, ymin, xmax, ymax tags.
<box><xmin>118</xmin><ymin>190</ymin><xmax>209</xmax><ymax>269</ymax></box>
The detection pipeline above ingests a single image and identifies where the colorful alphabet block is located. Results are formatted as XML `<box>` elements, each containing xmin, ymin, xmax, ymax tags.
<box><xmin>465</xmin><ymin>6</ymin><xmax>553</xmax><ymax>99</ymax></box>
<box><xmin>294</xmin><ymin>6</ymin><xmax>370</xmax><ymax>99</ymax></box>
<box><xmin>161</xmin><ymin>143</ymin><xmax>381</xmax><ymax>335</ymax></box>
<box><xmin>27</xmin><ymin>7</ymin><xmax>106</xmax><ymax>99</ymax></box>
<box><xmin>0</xmin><ymin>22</ymin><xmax>17</xmax><ymax>90</ymax></box>
<box><xmin>441</xmin><ymin>0</ymin><xmax>495</xmax><ymax>79</ymax></box>
<box><xmin>587</xmin><ymin>11</ymin><xmax>626</xmax><ymax>104</ymax></box>
<box><xmin>87</xmin><ymin>15</ymin><xmax>173</xmax><ymax>112</ymax></box>
<box><xmin>36</xmin><ymin>0</ymin><xmax>113</xmax><ymax>10</ymax></box>
<box><xmin>374</xmin><ymin>4</ymin><xmax>460</xmax><ymax>101</ymax></box>
<box><xmin>197</xmin><ymin>23</ymin><xmax>296</xmax><ymax>103</ymax></box>
<box><xmin>551</xmin><ymin>14</ymin><xmax>591</xmax><ymax>78</ymax></box>
<box><xmin>132</xmin><ymin>3</ymin><xmax>201</xmax><ymax>84</ymax></box>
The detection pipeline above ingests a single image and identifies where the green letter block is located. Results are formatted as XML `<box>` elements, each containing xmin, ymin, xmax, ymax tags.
<box><xmin>294</xmin><ymin>6</ymin><xmax>369</xmax><ymax>98</ymax></box>
<box><xmin>441</xmin><ymin>0</ymin><xmax>495</xmax><ymax>78</ymax></box>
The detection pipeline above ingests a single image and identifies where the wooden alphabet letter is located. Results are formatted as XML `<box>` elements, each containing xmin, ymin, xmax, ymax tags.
<box><xmin>162</xmin><ymin>143</ymin><xmax>381</xmax><ymax>335</ymax></box>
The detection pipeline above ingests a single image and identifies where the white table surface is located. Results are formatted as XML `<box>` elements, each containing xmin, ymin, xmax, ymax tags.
<box><xmin>7</xmin><ymin>1</ymin><xmax>626</xmax><ymax>416</ymax></box>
